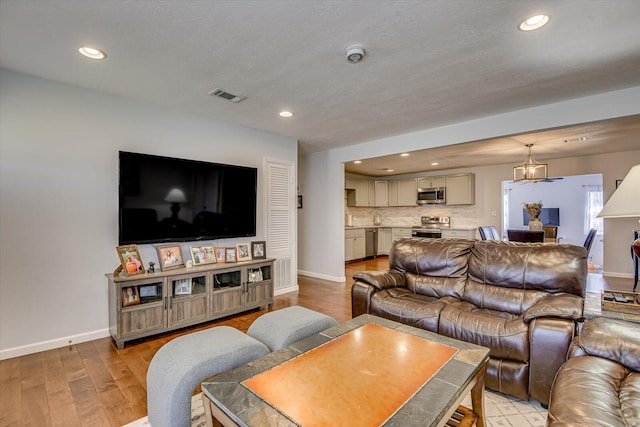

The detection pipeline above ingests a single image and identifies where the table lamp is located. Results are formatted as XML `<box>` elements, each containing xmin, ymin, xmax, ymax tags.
<box><xmin>597</xmin><ymin>164</ymin><xmax>640</xmax><ymax>291</ymax></box>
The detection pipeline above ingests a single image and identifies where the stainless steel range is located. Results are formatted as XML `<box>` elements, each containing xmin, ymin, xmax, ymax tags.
<box><xmin>411</xmin><ymin>216</ymin><xmax>450</xmax><ymax>238</ymax></box>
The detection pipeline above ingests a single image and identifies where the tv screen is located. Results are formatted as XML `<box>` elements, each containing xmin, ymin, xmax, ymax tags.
<box><xmin>523</xmin><ymin>208</ymin><xmax>560</xmax><ymax>226</ymax></box>
<box><xmin>119</xmin><ymin>151</ymin><xmax>257</xmax><ymax>244</ymax></box>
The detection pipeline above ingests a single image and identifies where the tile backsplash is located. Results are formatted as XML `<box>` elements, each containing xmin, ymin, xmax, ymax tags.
<box><xmin>345</xmin><ymin>205</ymin><xmax>481</xmax><ymax>229</ymax></box>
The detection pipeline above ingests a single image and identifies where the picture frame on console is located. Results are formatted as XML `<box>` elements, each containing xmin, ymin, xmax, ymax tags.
<box><xmin>174</xmin><ymin>278</ymin><xmax>192</xmax><ymax>295</ymax></box>
<box><xmin>122</xmin><ymin>286</ymin><xmax>140</xmax><ymax>306</ymax></box>
<box><xmin>116</xmin><ymin>244</ymin><xmax>145</xmax><ymax>277</ymax></box>
<box><xmin>214</xmin><ymin>247</ymin><xmax>227</xmax><ymax>263</ymax></box>
<box><xmin>251</xmin><ymin>241</ymin><xmax>266</xmax><ymax>259</ymax></box>
<box><xmin>236</xmin><ymin>243</ymin><xmax>252</xmax><ymax>261</ymax></box>
<box><xmin>190</xmin><ymin>244</ymin><xmax>216</xmax><ymax>265</ymax></box>
<box><xmin>225</xmin><ymin>248</ymin><xmax>237</xmax><ymax>263</ymax></box>
<box><xmin>156</xmin><ymin>245</ymin><xmax>184</xmax><ymax>271</ymax></box>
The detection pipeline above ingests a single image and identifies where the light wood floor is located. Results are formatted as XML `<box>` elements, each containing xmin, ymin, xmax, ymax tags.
<box><xmin>0</xmin><ymin>256</ymin><xmax>633</xmax><ymax>427</ymax></box>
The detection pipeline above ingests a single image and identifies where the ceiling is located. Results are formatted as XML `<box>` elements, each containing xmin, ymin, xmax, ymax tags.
<box><xmin>1</xmin><ymin>1</ymin><xmax>640</xmax><ymax>157</ymax></box>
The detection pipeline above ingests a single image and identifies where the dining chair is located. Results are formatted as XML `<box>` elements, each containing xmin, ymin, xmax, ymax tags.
<box><xmin>583</xmin><ymin>229</ymin><xmax>597</xmax><ymax>254</ymax></box>
<box><xmin>507</xmin><ymin>229</ymin><xmax>545</xmax><ymax>243</ymax></box>
<box><xmin>478</xmin><ymin>226</ymin><xmax>500</xmax><ymax>240</ymax></box>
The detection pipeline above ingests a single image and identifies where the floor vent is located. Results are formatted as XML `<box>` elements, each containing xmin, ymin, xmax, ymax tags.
<box><xmin>208</xmin><ymin>88</ymin><xmax>246</xmax><ymax>103</ymax></box>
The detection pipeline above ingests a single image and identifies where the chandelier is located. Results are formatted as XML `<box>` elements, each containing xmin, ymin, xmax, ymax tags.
<box><xmin>513</xmin><ymin>144</ymin><xmax>548</xmax><ymax>182</ymax></box>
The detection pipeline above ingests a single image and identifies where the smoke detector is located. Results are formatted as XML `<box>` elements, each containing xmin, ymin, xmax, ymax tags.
<box><xmin>345</xmin><ymin>45</ymin><xmax>365</xmax><ymax>63</ymax></box>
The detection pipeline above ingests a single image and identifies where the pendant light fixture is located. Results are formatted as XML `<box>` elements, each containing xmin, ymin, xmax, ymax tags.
<box><xmin>513</xmin><ymin>144</ymin><xmax>548</xmax><ymax>182</ymax></box>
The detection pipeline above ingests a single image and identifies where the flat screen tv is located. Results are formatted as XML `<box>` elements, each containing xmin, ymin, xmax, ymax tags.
<box><xmin>119</xmin><ymin>151</ymin><xmax>257</xmax><ymax>244</ymax></box>
<box><xmin>523</xmin><ymin>208</ymin><xmax>560</xmax><ymax>226</ymax></box>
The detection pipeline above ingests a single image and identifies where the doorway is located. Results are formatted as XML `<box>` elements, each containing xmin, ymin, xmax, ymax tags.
<box><xmin>502</xmin><ymin>174</ymin><xmax>603</xmax><ymax>269</ymax></box>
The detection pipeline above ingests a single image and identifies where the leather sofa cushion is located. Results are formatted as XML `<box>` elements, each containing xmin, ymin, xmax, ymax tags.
<box><xmin>406</xmin><ymin>273</ymin><xmax>466</xmax><ymax>299</ymax></box>
<box><xmin>548</xmin><ymin>356</ymin><xmax>640</xmax><ymax>426</ymax></box>
<box><xmin>578</xmin><ymin>317</ymin><xmax>640</xmax><ymax>372</ymax></box>
<box><xmin>463</xmin><ymin>280</ymin><xmax>548</xmax><ymax>315</ymax></box>
<box><xmin>439</xmin><ymin>301</ymin><xmax>529</xmax><ymax>362</ymax></box>
<box><xmin>390</xmin><ymin>238</ymin><xmax>473</xmax><ymax>278</ymax></box>
<box><xmin>469</xmin><ymin>241</ymin><xmax>587</xmax><ymax>297</ymax></box>
<box><xmin>370</xmin><ymin>288</ymin><xmax>454</xmax><ymax>333</ymax></box>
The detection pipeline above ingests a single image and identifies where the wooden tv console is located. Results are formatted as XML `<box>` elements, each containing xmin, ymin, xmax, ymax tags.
<box><xmin>106</xmin><ymin>258</ymin><xmax>274</xmax><ymax>349</ymax></box>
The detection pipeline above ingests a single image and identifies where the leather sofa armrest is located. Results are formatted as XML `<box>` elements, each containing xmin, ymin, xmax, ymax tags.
<box><xmin>523</xmin><ymin>293</ymin><xmax>584</xmax><ymax>323</ymax></box>
<box><xmin>352</xmin><ymin>270</ymin><xmax>406</xmax><ymax>290</ymax></box>
<box><xmin>577</xmin><ymin>317</ymin><xmax>640</xmax><ymax>371</ymax></box>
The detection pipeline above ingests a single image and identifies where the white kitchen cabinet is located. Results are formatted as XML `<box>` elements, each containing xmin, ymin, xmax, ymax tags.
<box><xmin>397</xmin><ymin>178</ymin><xmax>418</xmax><ymax>206</ymax></box>
<box><xmin>388</xmin><ymin>180</ymin><xmax>398</xmax><ymax>206</ymax></box>
<box><xmin>418</xmin><ymin>175</ymin><xmax>445</xmax><ymax>189</ymax></box>
<box><xmin>441</xmin><ymin>229</ymin><xmax>476</xmax><ymax>239</ymax></box>
<box><xmin>346</xmin><ymin>179</ymin><xmax>373</xmax><ymax>207</ymax></box>
<box><xmin>392</xmin><ymin>227</ymin><xmax>412</xmax><ymax>243</ymax></box>
<box><xmin>374</xmin><ymin>180</ymin><xmax>389</xmax><ymax>207</ymax></box>
<box><xmin>445</xmin><ymin>173</ymin><xmax>475</xmax><ymax>205</ymax></box>
<box><xmin>345</xmin><ymin>228</ymin><xmax>366</xmax><ymax>261</ymax></box>
<box><xmin>377</xmin><ymin>228</ymin><xmax>393</xmax><ymax>255</ymax></box>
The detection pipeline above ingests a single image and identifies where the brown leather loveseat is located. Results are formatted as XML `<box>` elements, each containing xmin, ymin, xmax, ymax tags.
<box><xmin>547</xmin><ymin>317</ymin><xmax>640</xmax><ymax>426</ymax></box>
<box><xmin>351</xmin><ymin>238</ymin><xmax>587</xmax><ymax>405</ymax></box>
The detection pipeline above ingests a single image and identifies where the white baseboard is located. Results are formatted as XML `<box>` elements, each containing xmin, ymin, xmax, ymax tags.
<box><xmin>602</xmin><ymin>271</ymin><xmax>634</xmax><ymax>279</ymax></box>
<box><xmin>274</xmin><ymin>284</ymin><xmax>299</xmax><ymax>296</ymax></box>
<box><xmin>298</xmin><ymin>269</ymin><xmax>346</xmax><ymax>283</ymax></box>
<box><xmin>0</xmin><ymin>328</ymin><xmax>110</xmax><ymax>360</ymax></box>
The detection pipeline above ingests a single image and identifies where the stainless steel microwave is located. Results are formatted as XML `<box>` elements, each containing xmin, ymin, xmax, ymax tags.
<box><xmin>417</xmin><ymin>187</ymin><xmax>445</xmax><ymax>205</ymax></box>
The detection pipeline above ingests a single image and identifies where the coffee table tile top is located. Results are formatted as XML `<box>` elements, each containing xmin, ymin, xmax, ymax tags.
<box><xmin>584</xmin><ymin>291</ymin><xmax>640</xmax><ymax>323</ymax></box>
<box><xmin>202</xmin><ymin>314</ymin><xmax>490</xmax><ymax>427</ymax></box>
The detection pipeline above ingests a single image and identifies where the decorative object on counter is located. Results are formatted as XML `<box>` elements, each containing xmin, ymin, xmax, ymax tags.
<box><xmin>374</xmin><ymin>212</ymin><xmax>382</xmax><ymax>225</ymax></box>
<box><xmin>147</xmin><ymin>261</ymin><xmax>155</xmax><ymax>273</ymax></box>
<box><xmin>225</xmin><ymin>247</ymin><xmax>237</xmax><ymax>263</ymax></box>
<box><xmin>214</xmin><ymin>247</ymin><xmax>227</xmax><ymax>263</ymax></box>
<box><xmin>185</xmin><ymin>260</ymin><xmax>194</xmax><ymax>268</ymax></box>
<box><xmin>116</xmin><ymin>244</ymin><xmax>145</xmax><ymax>276</ymax></box>
<box><xmin>524</xmin><ymin>201</ymin><xmax>543</xmax><ymax>230</ymax></box>
<box><xmin>190</xmin><ymin>244</ymin><xmax>216</xmax><ymax>265</ymax></box>
<box><xmin>156</xmin><ymin>244</ymin><xmax>185</xmax><ymax>271</ymax></box>
<box><xmin>513</xmin><ymin>144</ymin><xmax>548</xmax><ymax>182</ymax></box>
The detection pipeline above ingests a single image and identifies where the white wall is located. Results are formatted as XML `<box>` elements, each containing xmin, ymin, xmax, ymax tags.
<box><xmin>0</xmin><ymin>70</ymin><xmax>297</xmax><ymax>358</ymax></box>
<box><xmin>298</xmin><ymin>86</ymin><xmax>640</xmax><ymax>281</ymax></box>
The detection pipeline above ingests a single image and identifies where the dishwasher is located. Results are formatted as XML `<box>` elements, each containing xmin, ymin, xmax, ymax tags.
<box><xmin>365</xmin><ymin>228</ymin><xmax>378</xmax><ymax>259</ymax></box>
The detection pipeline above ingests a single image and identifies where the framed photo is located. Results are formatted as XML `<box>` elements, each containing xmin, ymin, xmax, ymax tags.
<box><xmin>225</xmin><ymin>247</ymin><xmax>237</xmax><ymax>263</ymax></box>
<box><xmin>236</xmin><ymin>243</ymin><xmax>252</xmax><ymax>261</ymax></box>
<box><xmin>251</xmin><ymin>241</ymin><xmax>266</xmax><ymax>260</ymax></box>
<box><xmin>214</xmin><ymin>247</ymin><xmax>227</xmax><ymax>263</ymax></box>
<box><xmin>139</xmin><ymin>285</ymin><xmax>159</xmax><ymax>299</ymax></box>
<box><xmin>156</xmin><ymin>245</ymin><xmax>184</xmax><ymax>271</ymax></box>
<box><xmin>190</xmin><ymin>244</ymin><xmax>216</xmax><ymax>266</ymax></box>
<box><xmin>116</xmin><ymin>245</ymin><xmax>145</xmax><ymax>276</ymax></box>
<box><xmin>122</xmin><ymin>286</ymin><xmax>140</xmax><ymax>306</ymax></box>
<box><xmin>174</xmin><ymin>278</ymin><xmax>192</xmax><ymax>295</ymax></box>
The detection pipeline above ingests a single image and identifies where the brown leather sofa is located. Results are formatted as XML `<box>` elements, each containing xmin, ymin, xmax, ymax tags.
<box><xmin>548</xmin><ymin>317</ymin><xmax>640</xmax><ymax>426</ymax></box>
<box><xmin>351</xmin><ymin>238</ymin><xmax>587</xmax><ymax>405</ymax></box>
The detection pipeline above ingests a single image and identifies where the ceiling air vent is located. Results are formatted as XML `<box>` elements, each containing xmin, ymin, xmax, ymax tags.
<box><xmin>208</xmin><ymin>88</ymin><xmax>246</xmax><ymax>103</ymax></box>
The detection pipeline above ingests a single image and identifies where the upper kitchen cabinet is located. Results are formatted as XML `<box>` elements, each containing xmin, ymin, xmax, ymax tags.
<box><xmin>418</xmin><ymin>175</ymin><xmax>446</xmax><ymax>189</ymax></box>
<box><xmin>445</xmin><ymin>173</ymin><xmax>475</xmax><ymax>205</ymax></box>
<box><xmin>374</xmin><ymin>180</ymin><xmax>389</xmax><ymax>207</ymax></box>
<box><xmin>346</xmin><ymin>178</ymin><xmax>374</xmax><ymax>207</ymax></box>
<box><xmin>396</xmin><ymin>178</ymin><xmax>418</xmax><ymax>206</ymax></box>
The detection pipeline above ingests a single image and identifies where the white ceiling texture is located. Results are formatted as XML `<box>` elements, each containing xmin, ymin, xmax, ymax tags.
<box><xmin>1</xmin><ymin>1</ymin><xmax>639</xmax><ymax>175</ymax></box>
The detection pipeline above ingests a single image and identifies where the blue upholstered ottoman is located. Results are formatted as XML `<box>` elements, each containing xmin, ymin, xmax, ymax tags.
<box><xmin>146</xmin><ymin>326</ymin><xmax>269</xmax><ymax>427</ymax></box>
<box><xmin>247</xmin><ymin>305</ymin><xmax>338</xmax><ymax>351</ymax></box>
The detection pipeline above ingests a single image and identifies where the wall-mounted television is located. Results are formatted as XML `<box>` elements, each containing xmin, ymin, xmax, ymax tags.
<box><xmin>119</xmin><ymin>151</ymin><xmax>257</xmax><ymax>244</ymax></box>
<box><xmin>523</xmin><ymin>208</ymin><xmax>560</xmax><ymax>226</ymax></box>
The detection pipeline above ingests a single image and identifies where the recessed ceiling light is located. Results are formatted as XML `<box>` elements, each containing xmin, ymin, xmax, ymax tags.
<box><xmin>382</xmin><ymin>168</ymin><xmax>394</xmax><ymax>172</ymax></box>
<box><xmin>431</xmin><ymin>162</ymin><xmax>439</xmax><ymax>166</ymax></box>
<box><xmin>279</xmin><ymin>111</ymin><xmax>294</xmax><ymax>118</ymax></box>
<box><xmin>519</xmin><ymin>14</ymin><xmax>549</xmax><ymax>31</ymax></box>
<box><xmin>353</xmin><ymin>160</ymin><xmax>362</xmax><ymax>164</ymax></box>
<box><xmin>78</xmin><ymin>46</ymin><xmax>107</xmax><ymax>60</ymax></box>
<box><xmin>400</xmin><ymin>153</ymin><xmax>410</xmax><ymax>157</ymax></box>
<box><xmin>578</xmin><ymin>136</ymin><xmax>588</xmax><ymax>142</ymax></box>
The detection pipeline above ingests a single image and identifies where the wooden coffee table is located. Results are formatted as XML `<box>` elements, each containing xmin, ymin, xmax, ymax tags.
<box><xmin>202</xmin><ymin>314</ymin><xmax>489</xmax><ymax>427</ymax></box>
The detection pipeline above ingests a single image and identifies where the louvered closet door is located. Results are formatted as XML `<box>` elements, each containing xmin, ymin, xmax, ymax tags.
<box><xmin>265</xmin><ymin>159</ymin><xmax>297</xmax><ymax>294</ymax></box>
